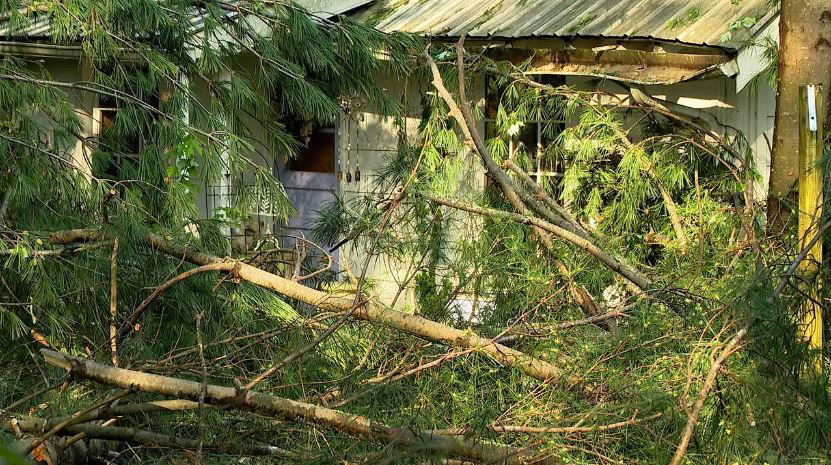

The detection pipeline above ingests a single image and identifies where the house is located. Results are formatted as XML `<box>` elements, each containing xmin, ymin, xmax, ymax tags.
<box><xmin>1</xmin><ymin>0</ymin><xmax>780</xmax><ymax>311</ymax></box>
<box><xmin>325</xmin><ymin>0</ymin><xmax>781</xmax><ymax>310</ymax></box>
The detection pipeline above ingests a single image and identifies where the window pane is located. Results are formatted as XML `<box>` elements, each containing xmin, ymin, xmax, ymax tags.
<box><xmin>516</xmin><ymin>124</ymin><xmax>538</xmax><ymax>156</ymax></box>
<box><xmin>538</xmin><ymin>74</ymin><xmax>565</xmax><ymax>87</ymax></box>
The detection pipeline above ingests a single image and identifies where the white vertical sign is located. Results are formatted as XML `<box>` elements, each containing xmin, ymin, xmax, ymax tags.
<box><xmin>807</xmin><ymin>85</ymin><xmax>818</xmax><ymax>132</ymax></box>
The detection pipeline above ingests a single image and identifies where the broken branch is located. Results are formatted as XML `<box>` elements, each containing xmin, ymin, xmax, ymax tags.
<box><xmin>51</xmin><ymin>229</ymin><xmax>562</xmax><ymax>382</ymax></box>
<box><xmin>41</xmin><ymin>349</ymin><xmax>558</xmax><ymax>465</ymax></box>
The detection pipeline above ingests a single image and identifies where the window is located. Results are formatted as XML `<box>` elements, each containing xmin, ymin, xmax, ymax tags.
<box><xmin>92</xmin><ymin>91</ymin><xmax>159</xmax><ymax>180</ymax></box>
<box><xmin>485</xmin><ymin>74</ymin><xmax>566</xmax><ymax>185</ymax></box>
<box><xmin>287</xmin><ymin>125</ymin><xmax>336</xmax><ymax>173</ymax></box>
<box><xmin>92</xmin><ymin>107</ymin><xmax>139</xmax><ymax>179</ymax></box>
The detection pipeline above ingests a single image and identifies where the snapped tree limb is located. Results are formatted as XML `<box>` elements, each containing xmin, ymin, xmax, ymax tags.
<box><xmin>425</xmin><ymin>196</ymin><xmax>652</xmax><ymax>291</ymax></box>
<box><xmin>50</xmin><ymin>229</ymin><xmax>563</xmax><ymax>382</ymax></box>
<box><xmin>41</xmin><ymin>349</ymin><xmax>558</xmax><ymax>465</ymax></box>
<box><xmin>423</xmin><ymin>45</ymin><xmax>653</xmax><ymax>293</ymax></box>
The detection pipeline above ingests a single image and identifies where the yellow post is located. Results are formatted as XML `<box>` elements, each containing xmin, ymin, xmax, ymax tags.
<box><xmin>798</xmin><ymin>84</ymin><xmax>824</xmax><ymax>373</ymax></box>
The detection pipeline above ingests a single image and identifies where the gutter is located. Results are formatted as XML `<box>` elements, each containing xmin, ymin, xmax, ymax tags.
<box><xmin>0</xmin><ymin>40</ymin><xmax>82</xmax><ymax>59</ymax></box>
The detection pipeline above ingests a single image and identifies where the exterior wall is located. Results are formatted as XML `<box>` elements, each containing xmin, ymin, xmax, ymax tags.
<box><xmin>24</xmin><ymin>49</ymin><xmax>775</xmax><ymax>312</ymax></box>
<box><xmin>26</xmin><ymin>57</ymin><xmax>95</xmax><ymax>176</ymax></box>
<box><xmin>732</xmin><ymin>81</ymin><xmax>777</xmax><ymax>200</ymax></box>
<box><xmin>335</xmin><ymin>70</ymin><xmax>487</xmax><ymax>311</ymax></box>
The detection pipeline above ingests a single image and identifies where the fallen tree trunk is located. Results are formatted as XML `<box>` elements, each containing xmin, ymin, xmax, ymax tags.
<box><xmin>50</xmin><ymin>229</ymin><xmax>562</xmax><ymax>382</ymax></box>
<box><xmin>41</xmin><ymin>349</ymin><xmax>557</xmax><ymax>465</ymax></box>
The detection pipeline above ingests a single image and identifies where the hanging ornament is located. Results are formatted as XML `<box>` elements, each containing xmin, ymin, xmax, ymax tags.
<box><xmin>354</xmin><ymin>124</ymin><xmax>361</xmax><ymax>183</ymax></box>
<box><xmin>338</xmin><ymin>116</ymin><xmax>347</xmax><ymax>182</ymax></box>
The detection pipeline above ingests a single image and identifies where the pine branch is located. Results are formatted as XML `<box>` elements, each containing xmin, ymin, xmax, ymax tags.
<box><xmin>668</xmin><ymin>326</ymin><xmax>748</xmax><ymax>465</ymax></box>
<box><xmin>496</xmin><ymin>310</ymin><xmax>628</xmax><ymax>345</ymax></box>
<box><xmin>423</xmin><ymin>43</ymin><xmax>654</xmax><ymax>293</ymax></box>
<box><xmin>24</xmin><ymin>389</ymin><xmax>132</xmax><ymax>454</ymax></box>
<box><xmin>502</xmin><ymin>159</ymin><xmax>595</xmax><ymax>239</ymax></box>
<box><xmin>50</xmin><ymin>229</ymin><xmax>563</xmax><ymax>382</ymax></box>
<box><xmin>424</xmin><ymin>196</ymin><xmax>653</xmax><ymax>292</ymax></box>
<box><xmin>109</xmin><ymin>238</ymin><xmax>119</xmax><ymax>367</ymax></box>
<box><xmin>429</xmin><ymin>412</ymin><xmax>662</xmax><ymax>436</ymax></box>
<box><xmin>40</xmin><ymin>349</ymin><xmax>559</xmax><ymax>465</ymax></box>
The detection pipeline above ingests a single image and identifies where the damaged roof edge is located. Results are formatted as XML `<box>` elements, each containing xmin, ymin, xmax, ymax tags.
<box><xmin>490</xmin><ymin>47</ymin><xmax>733</xmax><ymax>85</ymax></box>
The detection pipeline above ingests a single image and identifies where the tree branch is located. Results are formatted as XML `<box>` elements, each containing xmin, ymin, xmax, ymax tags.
<box><xmin>430</xmin><ymin>412</ymin><xmax>662</xmax><ymax>436</ymax></box>
<box><xmin>41</xmin><ymin>349</ymin><xmax>558</xmax><ymax>465</ymax></box>
<box><xmin>12</xmin><ymin>419</ymin><xmax>298</xmax><ymax>458</ymax></box>
<box><xmin>668</xmin><ymin>326</ymin><xmax>748</xmax><ymax>465</ymax></box>
<box><xmin>423</xmin><ymin>45</ymin><xmax>653</xmax><ymax>293</ymax></box>
<box><xmin>425</xmin><ymin>195</ymin><xmax>652</xmax><ymax>291</ymax></box>
<box><xmin>50</xmin><ymin>229</ymin><xmax>563</xmax><ymax>382</ymax></box>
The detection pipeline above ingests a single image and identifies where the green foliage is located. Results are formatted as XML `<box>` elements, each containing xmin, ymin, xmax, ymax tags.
<box><xmin>2</xmin><ymin>5</ymin><xmax>830</xmax><ymax>465</ymax></box>
<box><xmin>311</xmin><ymin>45</ymin><xmax>831</xmax><ymax>465</ymax></box>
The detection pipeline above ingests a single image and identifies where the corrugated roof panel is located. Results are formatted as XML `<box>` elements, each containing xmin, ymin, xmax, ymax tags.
<box><xmin>375</xmin><ymin>0</ymin><xmax>777</xmax><ymax>49</ymax></box>
<box><xmin>0</xmin><ymin>1</ymin><xmax>373</xmax><ymax>40</ymax></box>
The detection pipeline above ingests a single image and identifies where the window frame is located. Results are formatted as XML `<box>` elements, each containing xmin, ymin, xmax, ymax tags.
<box><xmin>484</xmin><ymin>74</ymin><xmax>567</xmax><ymax>183</ymax></box>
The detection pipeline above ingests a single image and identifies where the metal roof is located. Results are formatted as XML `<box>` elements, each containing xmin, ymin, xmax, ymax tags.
<box><xmin>0</xmin><ymin>1</ymin><xmax>373</xmax><ymax>40</ymax></box>
<box><xmin>373</xmin><ymin>0</ymin><xmax>778</xmax><ymax>50</ymax></box>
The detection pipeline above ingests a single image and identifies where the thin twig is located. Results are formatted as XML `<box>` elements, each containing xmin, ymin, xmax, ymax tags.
<box><xmin>118</xmin><ymin>261</ymin><xmax>238</xmax><ymax>339</ymax></box>
<box><xmin>430</xmin><ymin>412</ymin><xmax>663</xmax><ymax>436</ymax></box>
<box><xmin>0</xmin><ymin>379</ymin><xmax>65</xmax><ymax>419</ymax></box>
<box><xmin>196</xmin><ymin>312</ymin><xmax>207</xmax><ymax>464</ymax></box>
<box><xmin>668</xmin><ymin>326</ymin><xmax>748</xmax><ymax>465</ymax></box>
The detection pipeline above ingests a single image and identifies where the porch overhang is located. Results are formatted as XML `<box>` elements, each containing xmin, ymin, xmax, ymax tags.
<box><xmin>484</xmin><ymin>46</ymin><xmax>733</xmax><ymax>86</ymax></box>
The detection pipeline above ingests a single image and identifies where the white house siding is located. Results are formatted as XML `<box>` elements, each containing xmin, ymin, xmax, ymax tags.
<box><xmin>23</xmin><ymin>57</ymin><xmax>95</xmax><ymax>177</ymax></box>
<box><xmin>21</xmin><ymin>52</ymin><xmax>775</xmax><ymax>313</ymax></box>
<box><xmin>298</xmin><ymin>70</ymin><xmax>775</xmax><ymax>311</ymax></box>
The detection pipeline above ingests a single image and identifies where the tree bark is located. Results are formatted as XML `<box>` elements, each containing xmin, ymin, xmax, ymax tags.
<box><xmin>41</xmin><ymin>349</ymin><xmax>557</xmax><ymax>465</ymax></box>
<box><xmin>767</xmin><ymin>0</ymin><xmax>831</xmax><ymax>233</ymax></box>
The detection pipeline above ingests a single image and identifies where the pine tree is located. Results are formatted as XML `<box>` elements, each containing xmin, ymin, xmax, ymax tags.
<box><xmin>1</xmin><ymin>3</ymin><xmax>829</xmax><ymax>465</ymax></box>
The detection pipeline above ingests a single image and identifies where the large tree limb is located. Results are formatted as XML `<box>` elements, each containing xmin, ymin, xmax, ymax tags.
<box><xmin>502</xmin><ymin>159</ymin><xmax>592</xmax><ymax>240</ymax></box>
<box><xmin>41</xmin><ymin>349</ymin><xmax>557</xmax><ymax>465</ymax></box>
<box><xmin>50</xmin><ymin>229</ymin><xmax>562</xmax><ymax>382</ymax></box>
<box><xmin>25</xmin><ymin>389</ymin><xmax>132</xmax><ymax>453</ymax></box>
<box><xmin>425</xmin><ymin>196</ymin><xmax>652</xmax><ymax>291</ymax></box>
<box><xmin>424</xmin><ymin>46</ymin><xmax>653</xmax><ymax>293</ymax></box>
<box><xmin>31</xmin><ymin>400</ymin><xmax>208</xmax><ymax>429</ymax></box>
